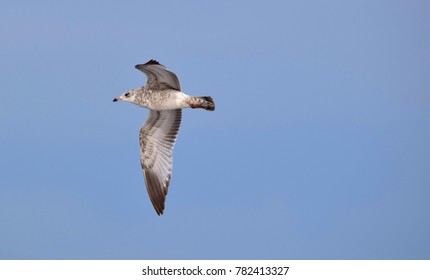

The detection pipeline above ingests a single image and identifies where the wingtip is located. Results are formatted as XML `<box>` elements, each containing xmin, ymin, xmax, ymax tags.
<box><xmin>146</xmin><ymin>59</ymin><xmax>160</xmax><ymax>65</ymax></box>
<box><xmin>135</xmin><ymin>59</ymin><xmax>161</xmax><ymax>69</ymax></box>
<box><xmin>155</xmin><ymin>206</ymin><xmax>164</xmax><ymax>216</ymax></box>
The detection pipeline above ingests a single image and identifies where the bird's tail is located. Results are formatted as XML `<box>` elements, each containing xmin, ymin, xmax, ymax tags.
<box><xmin>187</xmin><ymin>96</ymin><xmax>215</xmax><ymax>111</ymax></box>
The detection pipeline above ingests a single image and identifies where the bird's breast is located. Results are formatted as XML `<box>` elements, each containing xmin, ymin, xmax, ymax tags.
<box><xmin>143</xmin><ymin>90</ymin><xmax>189</xmax><ymax>110</ymax></box>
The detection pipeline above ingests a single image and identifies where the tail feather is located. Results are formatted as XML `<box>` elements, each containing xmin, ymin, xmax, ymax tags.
<box><xmin>188</xmin><ymin>96</ymin><xmax>215</xmax><ymax>111</ymax></box>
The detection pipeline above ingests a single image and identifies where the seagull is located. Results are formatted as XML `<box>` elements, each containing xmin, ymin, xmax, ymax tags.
<box><xmin>113</xmin><ymin>60</ymin><xmax>215</xmax><ymax>215</ymax></box>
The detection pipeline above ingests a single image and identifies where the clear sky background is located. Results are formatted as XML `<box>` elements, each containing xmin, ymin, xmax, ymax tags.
<box><xmin>1</xmin><ymin>0</ymin><xmax>429</xmax><ymax>259</ymax></box>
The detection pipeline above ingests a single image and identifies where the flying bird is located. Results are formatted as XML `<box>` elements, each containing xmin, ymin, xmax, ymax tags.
<box><xmin>113</xmin><ymin>60</ymin><xmax>215</xmax><ymax>215</ymax></box>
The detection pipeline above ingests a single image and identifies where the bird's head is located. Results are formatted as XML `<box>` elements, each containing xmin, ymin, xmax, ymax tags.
<box><xmin>113</xmin><ymin>88</ymin><xmax>140</xmax><ymax>104</ymax></box>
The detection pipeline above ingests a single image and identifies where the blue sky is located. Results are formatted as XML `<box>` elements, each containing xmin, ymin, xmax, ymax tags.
<box><xmin>1</xmin><ymin>0</ymin><xmax>429</xmax><ymax>259</ymax></box>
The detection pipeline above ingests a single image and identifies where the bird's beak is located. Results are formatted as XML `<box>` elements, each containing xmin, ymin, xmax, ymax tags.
<box><xmin>113</xmin><ymin>97</ymin><xmax>122</xmax><ymax>102</ymax></box>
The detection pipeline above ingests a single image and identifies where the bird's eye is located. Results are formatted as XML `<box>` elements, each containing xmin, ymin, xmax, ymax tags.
<box><xmin>125</xmin><ymin>92</ymin><xmax>130</xmax><ymax>97</ymax></box>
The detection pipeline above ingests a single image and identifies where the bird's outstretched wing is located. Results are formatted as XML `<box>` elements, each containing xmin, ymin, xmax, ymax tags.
<box><xmin>139</xmin><ymin>109</ymin><xmax>182</xmax><ymax>215</ymax></box>
<box><xmin>135</xmin><ymin>59</ymin><xmax>181</xmax><ymax>91</ymax></box>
